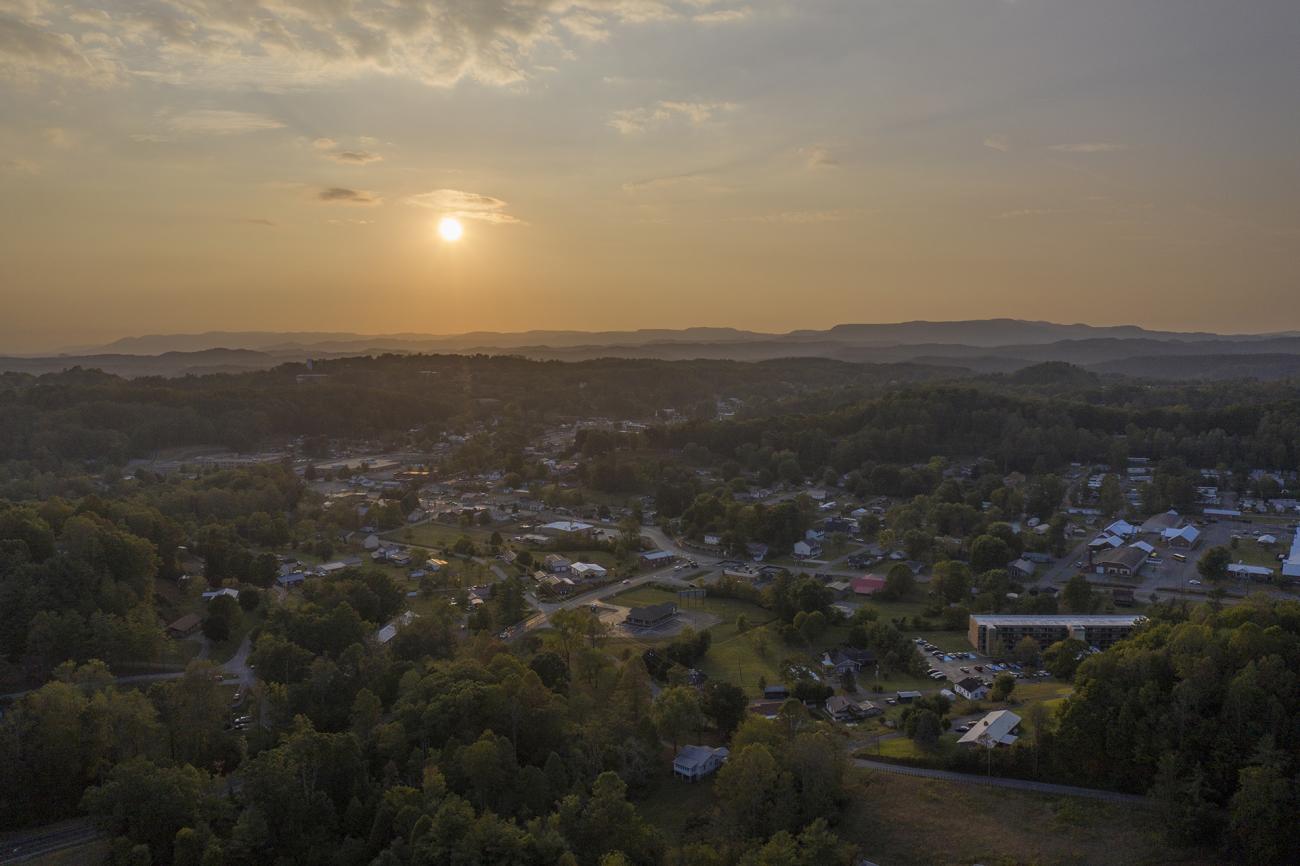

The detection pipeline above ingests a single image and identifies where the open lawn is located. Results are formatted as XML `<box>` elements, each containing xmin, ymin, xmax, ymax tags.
<box><xmin>905</xmin><ymin>630</ymin><xmax>972</xmax><ymax>652</ymax></box>
<box><xmin>606</xmin><ymin>587</ymin><xmax>937</xmax><ymax>697</ymax></box>
<box><xmin>1228</xmin><ymin>538</ymin><xmax>1282</xmax><ymax>571</ymax></box>
<box><xmin>633</xmin><ymin>775</ymin><xmax>718</xmax><ymax>846</ymax></box>
<box><xmin>844</xmin><ymin>771</ymin><xmax>1214</xmax><ymax>866</ymax></box>
<box><xmin>390</xmin><ymin>522</ymin><xmax>496</xmax><ymax>549</ymax></box>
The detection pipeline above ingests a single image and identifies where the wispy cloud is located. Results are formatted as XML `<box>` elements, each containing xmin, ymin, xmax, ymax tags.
<box><xmin>0</xmin><ymin>1</ymin><xmax>720</xmax><ymax>90</ymax></box>
<box><xmin>1049</xmin><ymin>142</ymin><xmax>1127</xmax><ymax>153</ymax></box>
<box><xmin>609</xmin><ymin>100</ymin><xmax>737</xmax><ymax>134</ymax></box>
<box><xmin>994</xmin><ymin>208</ymin><xmax>1067</xmax><ymax>219</ymax></box>
<box><xmin>311</xmin><ymin>139</ymin><xmax>383</xmax><ymax>164</ymax></box>
<box><xmin>694</xmin><ymin>8</ymin><xmax>750</xmax><ymax>24</ymax></box>
<box><xmin>1</xmin><ymin>157</ymin><xmax>40</xmax><ymax>175</ymax></box>
<box><xmin>318</xmin><ymin>187</ymin><xmax>381</xmax><ymax>205</ymax></box>
<box><xmin>405</xmin><ymin>188</ymin><xmax>522</xmax><ymax>224</ymax></box>
<box><xmin>983</xmin><ymin>134</ymin><xmax>1011</xmax><ymax>152</ymax></box>
<box><xmin>235</xmin><ymin>217</ymin><xmax>277</xmax><ymax>227</ymax></box>
<box><xmin>800</xmin><ymin>145</ymin><xmax>839</xmax><ymax>169</ymax></box>
<box><xmin>736</xmin><ymin>210</ymin><xmax>854</xmax><ymax>224</ymax></box>
<box><xmin>166</xmin><ymin>110</ymin><xmax>285</xmax><ymax>136</ymax></box>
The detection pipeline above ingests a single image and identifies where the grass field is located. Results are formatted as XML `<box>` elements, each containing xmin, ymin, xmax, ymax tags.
<box><xmin>1228</xmin><ymin>538</ymin><xmax>1282</xmax><ymax>570</ymax></box>
<box><xmin>905</xmin><ymin>630</ymin><xmax>972</xmax><ymax>652</ymax></box>
<box><xmin>845</xmin><ymin>770</ymin><xmax>1214</xmax><ymax>866</ymax></box>
<box><xmin>391</xmin><ymin>522</ymin><xmax>496</xmax><ymax>549</ymax></box>
<box><xmin>633</xmin><ymin>775</ymin><xmax>718</xmax><ymax>846</ymax></box>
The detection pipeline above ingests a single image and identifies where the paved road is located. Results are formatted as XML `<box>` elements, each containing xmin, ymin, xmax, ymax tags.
<box><xmin>0</xmin><ymin>821</ymin><xmax>103</xmax><ymax>864</ymax></box>
<box><xmin>855</xmin><ymin>759</ymin><xmax>1149</xmax><ymax>804</ymax></box>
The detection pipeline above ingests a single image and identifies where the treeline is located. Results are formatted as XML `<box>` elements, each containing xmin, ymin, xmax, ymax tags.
<box><xmin>0</xmin><ymin>355</ymin><xmax>946</xmax><ymax>470</ymax></box>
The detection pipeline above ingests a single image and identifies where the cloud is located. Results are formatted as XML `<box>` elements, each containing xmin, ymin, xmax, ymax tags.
<box><xmin>1049</xmin><ymin>142</ymin><xmax>1128</xmax><ymax>153</ymax></box>
<box><xmin>236</xmin><ymin>217</ymin><xmax>277</xmax><ymax>226</ymax></box>
<box><xmin>694</xmin><ymin>8</ymin><xmax>750</xmax><ymax>24</ymax></box>
<box><xmin>166</xmin><ymin>110</ymin><xmax>285</xmax><ymax>135</ymax></box>
<box><xmin>994</xmin><ymin>208</ymin><xmax>1066</xmax><ymax>219</ymax></box>
<box><xmin>405</xmin><ymin>188</ymin><xmax>522</xmax><ymax>223</ymax></box>
<box><xmin>609</xmin><ymin>99</ymin><xmax>737</xmax><ymax>134</ymax></box>
<box><xmin>983</xmin><ymin>134</ymin><xmax>1011</xmax><ymax>152</ymax></box>
<box><xmin>318</xmin><ymin>187</ymin><xmax>381</xmax><ymax>205</ymax></box>
<box><xmin>328</xmin><ymin>150</ymin><xmax>383</xmax><ymax>164</ymax></box>
<box><xmin>0</xmin><ymin>1</ymin><xmax>718</xmax><ymax>90</ymax></box>
<box><xmin>1</xmin><ymin>156</ymin><xmax>40</xmax><ymax>175</ymax></box>
<box><xmin>737</xmin><ymin>210</ymin><xmax>853</xmax><ymax>224</ymax></box>
<box><xmin>43</xmin><ymin>127</ymin><xmax>76</xmax><ymax>150</ymax></box>
<box><xmin>800</xmin><ymin>145</ymin><xmax>838</xmax><ymax>169</ymax></box>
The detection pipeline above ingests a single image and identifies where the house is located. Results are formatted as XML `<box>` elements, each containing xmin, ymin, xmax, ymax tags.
<box><xmin>1007</xmin><ymin>558</ymin><xmax>1036</xmax><ymax>580</ymax></box>
<box><xmin>857</xmin><ymin>700</ymin><xmax>883</xmax><ymax>718</ymax></box>
<box><xmin>805</xmin><ymin>528</ymin><xmax>826</xmax><ymax>543</ymax></box>
<box><xmin>1103</xmin><ymin>520</ymin><xmax>1138</xmax><ymax>539</ymax></box>
<box><xmin>954</xmin><ymin>677</ymin><xmax>989</xmax><ymax>701</ymax></box>
<box><xmin>825</xmin><ymin>695</ymin><xmax>861</xmax><ymax>722</ymax></box>
<box><xmin>1285</xmin><ymin>534</ymin><xmax>1300</xmax><ymax>580</ymax></box>
<box><xmin>276</xmin><ymin>571</ymin><xmax>306</xmax><ymax>588</ymax></box>
<box><xmin>165</xmin><ymin>613</ymin><xmax>202</xmax><ymax>638</ymax></box>
<box><xmin>625</xmin><ymin>602</ymin><xmax>677</xmax><ymax>628</ymax></box>
<box><xmin>543</xmin><ymin>553</ymin><xmax>572</xmax><ymax>573</ymax></box>
<box><xmin>201</xmin><ymin>587</ymin><xmax>240</xmax><ymax>602</ymax></box>
<box><xmin>318</xmin><ymin>561</ymin><xmax>348</xmax><ymax>576</ymax></box>
<box><xmin>540</xmin><ymin>520</ymin><xmax>595</xmax><ymax>537</ymax></box>
<box><xmin>1163</xmin><ymin>525</ymin><xmax>1201</xmax><ymax>549</ymax></box>
<box><xmin>745</xmin><ymin>542</ymin><xmax>769</xmax><ymax>562</ymax></box>
<box><xmin>639</xmin><ymin>550</ymin><xmax>674</xmax><ymax>568</ymax></box>
<box><xmin>958</xmin><ymin>710</ymin><xmax>1022</xmax><ymax>747</ymax></box>
<box><xmin>570</xmin><ymin>562</ymin><xmax>608</xmax><ymax>580</ymax></box>
<box><xmin>825</xmin><ymin>647</ymin><xmax>875</xmax><ymax>675</ymax></box>
<box><xmin>793</xmin><ymin>539</ymin><xmax>822</xmax><ymax>559</ymax></box>
<box><xmin>362</xmin><ymin>533</ymin><xmax>382</xmax><ymax>550</ymax></box>
<box><xmin>1258</xmin><ymin>534</ymin><xmax>1278</xmax><ymax>546</ymax></box>
<box><xmin>1093</xmin><ymin>545</ymin><xmax>1149</xmax><ymax>577</ymax></box>
<box><xmin>703</xmin><ymin>533</ymin><xmax>722</xmax><ymax>547</ymax></box>
<box><xmin>851</xmin><ymin>575</ymin><xmax>886</xmax><ymax>596</ymax></box>
<box><xmin>375</xmin><ymin>611</ymin><xmax>418</xmax><ymax>645</ymax></box>
<box><xmin>763</xmin><ymin>685</ymin><xmax>790</xmax><ymax>701</ymax></box>
<box><xmin>1228</xmin><ymin>563</ymin><xmax>1273</xmax><ymax>580</ymax></box>
<box><xmin>1139</xmin><ymin>511</ymin><xmax>1183</xmax><ymax>535</ymax></box>
<box><xmin>673</xmin><ymin>745</ymin><xmax>729</xmax><ymax>781</ymax></box>
<box><xmin>896</xmin><ymin>690</ymin><xmax>923</xmax><ymax>703</ymax></box>
<box><xmin>1130</xmin><ymin>540</ymin><xmax>1156</xmax><ymax>556</ymax></box>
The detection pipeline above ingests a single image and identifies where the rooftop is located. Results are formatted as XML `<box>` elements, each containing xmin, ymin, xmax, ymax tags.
<box><xmin>971</xmin><ymin>614</ymin><xmax>1144</xmax><ymax>627</ymax></box>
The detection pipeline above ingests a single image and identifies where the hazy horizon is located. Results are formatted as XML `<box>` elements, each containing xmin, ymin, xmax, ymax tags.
<box><xmin>3</xmin><ymin>1</ymin><xmax>1299</xmax><ymax>352</ymax></box>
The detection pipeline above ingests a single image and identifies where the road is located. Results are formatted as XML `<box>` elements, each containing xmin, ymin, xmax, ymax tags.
<box><xmin>855</xmin><ymin>759</ymin><xmax>1149</xmax><ymax>804</ymax></box>
<box><xmin>0</xmin><ymin>634</ymin><xmax>254</xmax><ymax>703</ymax></box>
<box><xmin>0</xmin><ymin>821</ymin><xmax>103</xmax><ymax>864</ymax></box>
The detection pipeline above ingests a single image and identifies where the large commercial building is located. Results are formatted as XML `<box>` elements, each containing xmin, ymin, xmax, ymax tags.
<box><xmin>968</xmin><ymin>614</ymin><xmax>1145</xmax><ymax>654</ymax></box>
<box><xmin>1284</xmin><ymin>534</ymin><xmax>1300</xmax><ymax>581</ymax></box>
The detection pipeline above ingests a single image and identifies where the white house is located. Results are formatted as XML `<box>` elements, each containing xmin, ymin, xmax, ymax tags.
<box><xmin>954</xmin><ymin>677</ymin><xmax>990</xmax><ymax>701</ymax></box>
<box><xmin>793</xmin><ymin>539</ymin><xmax>822</xmax><ymax>559</ymax></box>
<box><xmin>958</xmin><ymin>710</ymin><xmax>1021</xmax><ymax>747</ymax></box>
<box><xmin>673</xmin><ymin>745</ymin><xmax>729</xmax><ymax>781</ymax></box>
<box><xmin>570</xmin><ymin>562</ymin><xmax>608</xmax><ymax>580</ymax></box>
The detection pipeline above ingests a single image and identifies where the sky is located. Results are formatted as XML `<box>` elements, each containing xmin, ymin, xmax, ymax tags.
<box><xmin>1</xmin><ymin>0</ymin><xmax>1298</xmax><ymax>352</ymax></box>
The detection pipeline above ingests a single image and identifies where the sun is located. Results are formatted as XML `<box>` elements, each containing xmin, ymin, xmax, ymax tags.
<box><xmin>438</xmin><ymin>216</ymin><xmax>464</xmax><ymax>242</ymax></box>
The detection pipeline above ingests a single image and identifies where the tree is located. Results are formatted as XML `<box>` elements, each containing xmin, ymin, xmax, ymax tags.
<box><xmin>881</xmin><ymin>563</ymin><xmax>915</xmax><ymax>600</ymax></box>
<box><xmin>911</xmin><ymin>709</ymin><xmax>942</xmax><ymax>750</ymax></box>
<box><xmin>1012</xmin><ymin>635</ymin><xmax>1041</xmax><ymax>668</ymax></box>
<box><xmin>701</xmin><ymin>681</ymin><xmax>748</xmax><ymax>738</ymax></box>
<box><xmin>1062</xmin><ymin>574</ymin><xmax>1095</xmax><ymax>614</ymax></box>
<box><xmin>1198</xmin><ymin>546</ymin><xmax>1231</xmax><ymax>582</ymax></box>
<box><xmin>1228</xmin><ymin>763</ymin><xmax>1295</xmax><ymax>865</ymax></box>
<box><xmin>82</xmin><ymin>758</ymin><xmax>220</xmax><ymax>863</ymax></box>
<box><xmin>970</xmin><ymin>535</ymin><xmax>1013</xmax><ymax>574</ymax></box>
<box><xmin>1042</xmin><ymin>638</ymin><xmax>1088</xmax><ymax>680</ymax></box>
<box><xmin>203</xmin><ymin>595</ymin><xmax>241</xmax><ymax>642</ymax></box>
<box><xmin>991</xmin><ymin>672</ymin><xmax>1015</xmax><ymax>702</ymax></box>
<box><xmin>929</xmin><ymin>561</ymin><xmax>972</xmax><ymax>605</ymax></box>
<box><xmin>652</xmin><ymin>686</ymin><xmax>703</xmax><ymax>751</ymax></box>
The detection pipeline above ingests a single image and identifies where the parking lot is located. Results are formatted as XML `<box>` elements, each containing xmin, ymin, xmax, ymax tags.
<box><xmin>912</xmin><ymin>639</ymin><xmax>1052</xmax><ymax>691</ymax></box>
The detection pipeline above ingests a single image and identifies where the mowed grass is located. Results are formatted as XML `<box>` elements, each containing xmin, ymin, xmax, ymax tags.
<box><xmin>606</xmin><ymin>587</ymin><xmax>938</xmax><ymax>697</ymax></box>
<box><xmin>392</xmin><ymin>522</ymin><xmax>495</xmax><ymax>549</ymax></box>
<box><xmin>845</xmin><ymin>771</ymin><xmax>1215</xmax><ymax>866</ymax></box>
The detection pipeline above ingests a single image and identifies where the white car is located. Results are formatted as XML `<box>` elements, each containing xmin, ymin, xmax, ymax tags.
<box><xmin>1188</xmin><ymin>579</ymin><xmax>1202</xmax><ymax>586</ymax></box>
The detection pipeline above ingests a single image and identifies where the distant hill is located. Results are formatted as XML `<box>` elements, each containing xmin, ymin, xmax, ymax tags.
<box><xmin>7</xmin><ymin>319</ymin><xmax>1300</xmax><ymax>380</ymax></box>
